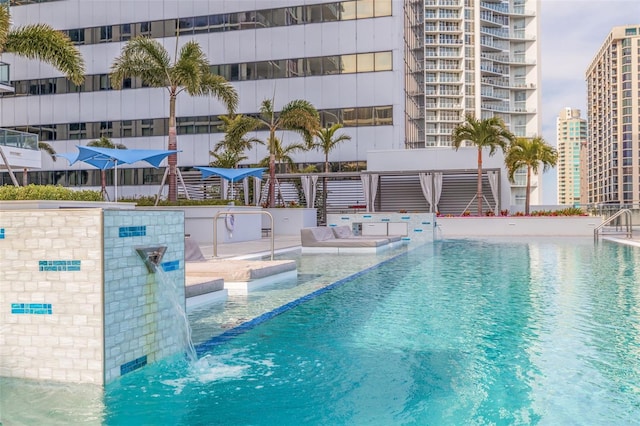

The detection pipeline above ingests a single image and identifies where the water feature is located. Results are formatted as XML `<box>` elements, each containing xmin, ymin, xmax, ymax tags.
<box><xmin>155</xmin><ymin>269</ymin><xmax>197</xmax><ymax>363</ymax></box>
<box><xmin>134</xmin><ymin>245</ymin><xmax>167</xmax><ymax>274</ymax></box>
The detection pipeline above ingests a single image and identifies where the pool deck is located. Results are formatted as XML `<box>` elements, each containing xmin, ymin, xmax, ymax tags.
<box><xmin>198</xmin><ymin>235</ymin><xmax>302</xmax><ymax>259</ymax></box>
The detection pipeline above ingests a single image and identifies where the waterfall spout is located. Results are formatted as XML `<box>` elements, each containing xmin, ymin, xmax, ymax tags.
<box><xmin>134</xmin><ymin>245</ymin><xmax>167</xmax><ymax>273</ymax></box>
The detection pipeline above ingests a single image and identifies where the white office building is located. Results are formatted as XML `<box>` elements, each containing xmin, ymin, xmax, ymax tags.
<box><xmin>0</xmin><ymin>0</ymin><xmax>541</xmax><ymax>208</ymax></box>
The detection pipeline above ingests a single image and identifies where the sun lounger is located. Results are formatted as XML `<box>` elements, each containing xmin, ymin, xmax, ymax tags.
<box><xmin>300</xmin><ymin>226</ymin><xmax>401</xmax><ymax>253</ymax></box>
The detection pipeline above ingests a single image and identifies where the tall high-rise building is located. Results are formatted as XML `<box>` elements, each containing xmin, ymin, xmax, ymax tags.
<box><xmin>556</xmin><ymin>107</ymin><xmax>587</xmax><ymax>206</ymax></box>
<box><xmin>1</xmin><ymin>0</ymin><xmax>540</xmax><ymax>205</ymax></box>
<box><xmin>586</xmin><ymin>25</ymin><xmax>640</xmax><ymax>205</ymax></box>
<box><xmin>405</xmin><ymin>0</ymin><xmax>541</xmax><ymax>205</ymax></box>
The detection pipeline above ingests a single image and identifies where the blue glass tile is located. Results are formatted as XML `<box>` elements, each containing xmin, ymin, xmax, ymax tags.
<box><xmin>421</xmin><ymin>221</ymin><xmax>431</xmax><ymax>225</ymax></box>
<box><xmin>120</xmin><ymin>355</ymin><xmax>147</xmax><ymax>375</ymax></box>
<box><xmin>401</xmin><ymin>237</ymin><xmax>411</xmax><ymax>241</ymax></box>
<box><xmin>0</xmin><ymin>228</ymin><xmax>5</xmax><ymax>239</ymax></box>
<box><xmin>328</xmin><ymin>224</ymin><xmax>337</xmax><ymax>227</ymax></box>
<box><xmin>381</xmin><ymin>218</ymin><xmax>390</xmax><ymax>222</ymax></box>
<box><xmin>161</xmin><ymin>260</ymin><xmax>180</xmax><ymax>272</ymax></box>
<box><xmin>340</xmin><ymin>217</ymin><xmax>350</xmax><ymax>220</ymax></box>
<box><xmin>413</xmin><ymin>229</ymin><xmax>423</xmax><ymax>232</ymax></box>
<box><xmin>401</xmin><ymin>216</ymin><xmax>410</xmax><ymax>220</ymax></box>
<box><xmin>39</xmin><ymin>260</ymin><xmax>81</xmax><ymax>272</ymax></box>
<box><xmin>11</xmin><ymin>303</ymin><xmax>52</xmax><ymax>315</ymax></box>
<box><xmin>119</xmin><ymin>226</ymin><xmax>147</xmax><ymax>238</ymax></box>
<box><xmin>363</xmin><ymin>215</ymin><xmax>372</xmax><ymax>218</ymax></box>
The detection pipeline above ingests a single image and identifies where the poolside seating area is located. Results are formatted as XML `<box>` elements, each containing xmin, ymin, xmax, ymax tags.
<box><xmin>300</xmin><ymin>225</ymin><xmax>402</xmax><ymax>253</ymax></box>
<box><xmin>184</xmin><ymin>237</ymin><xmax>298</xmax><ymax>310</ymax></box>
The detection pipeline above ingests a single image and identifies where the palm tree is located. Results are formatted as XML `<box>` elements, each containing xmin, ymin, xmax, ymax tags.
<box><xmin>22</xmin><ymin>142</ymin><xmax>57</xmax><ymax>186</ymax></box>
<box><xmin>226</xmin><ymin>98</ymin><xmax>320</xmax><ymax>207</ymax></box>
<box><xmin>258</xmin><ymin>137</ymin><xmax>306</xmax><ymax>174</ymax></box>
<box><xmin>0</xmin><ymin>5</ymin><xmax>84</xmax><ymax>186</ymax></box>
<box><xmin>505</xmin><ymin>136</ymin><xmax>558</xmax><ymax>215</ymax></box>
<box><xmin>314</xmin><ymin>123</ymin><xmax>351</xmax><ymax>221</ymax></box>
<box><xmin>314</xmin><ymin>123</ymin><xmax>352</xmax><ymax>174</ymax></box>
<box><xmin>215</xmin><ymin>114</ymin><xmax>264</xmax><ymax>156</ymax></box>
<box><xmin>0</xmin><ymin>6</ymin><xmax>84</xmax><ymax>85</ymax></box>
<box><xmin>452</xmin><ymin>115</ymin><xmax>514</xmax><ymax>215</ymax></box>
<box><xmin>87</xmin><ymin>136</ymin><xmax>127</xmax><ymax>200</ymax></box>
<box><xmin>209</xmin><ymin>149</ymin><xmax>248</xmax><ymax>169</ymax></box>
<box><xmin>109</xmin><ymin>36</ymin><xmax>238</xmax><ymax>202</ymax></box>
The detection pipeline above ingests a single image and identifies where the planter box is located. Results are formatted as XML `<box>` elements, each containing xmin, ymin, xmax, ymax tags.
<box><xmin>138</xmin><ymin>205</ymin><xmax>262</xmax><ymax>244</ymax></box>
<box><xmin>436</xmin><ymin>216</ymin><xmax>604</xmax><ymax>237</ymax></box>
<box><xmin>263</xmin><ymin>208</ymin><xmax>317</xmax><ymax>236</ymax></box>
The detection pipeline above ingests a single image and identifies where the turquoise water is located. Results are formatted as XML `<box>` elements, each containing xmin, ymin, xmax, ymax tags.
<box><xmin>101</xmin><ymin>238</ymin><xmax>640</xmax><ymax>425</ymax></box>
<box><xmin>3</xmin><ymin>238</ymin><xmax>640</xmax><ymax>425</ymax></box>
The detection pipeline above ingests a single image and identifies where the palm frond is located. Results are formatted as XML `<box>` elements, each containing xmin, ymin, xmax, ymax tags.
<box><xmin>225</xmin><ymin>114</ymin><xmax>262</xmax><ymax>146</ymax></box>
<box><xmin>4</xmin><ymin>23</ymin><xmax>85</xmax><ymax>85</ymax></box>
<box><xmin>37</xmin><ymin>142</ymin><xmax>56</xmax><ymax>161</ymax></box>
<box><xmin>505</xmin><ymin>136</ymin><xmax>557</xmax><ymax>181</ymax></box>
<box><xmin>110</xmin><ymin>36</ymin><xmax>170</xmax><ymax>89</ymax></box>
<box><xmin>87</xmin><ymin>136</ymin><xmax>127</xmax><ymax>150</ymax></box>
<box><xmin>200</xmin><ymin>74</ymin><xmax>239</xmax><ymax>113</ymax></box>
<box><xmin>451</xmin><ymin>114</ymin><xmax>513</xmax><ymax>152</ymax></box>
<box><xmin>173</xmin><ymin>41</ymin><xmax>208</xmax><ymax>92</ymax></box>
<box><xmin>0</xmin><ymin>6</ymin><xmax>10</xmax><ymax>50</ymax></box>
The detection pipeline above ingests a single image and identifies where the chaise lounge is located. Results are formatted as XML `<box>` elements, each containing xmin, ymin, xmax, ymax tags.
<box><xmin>300</xmin><ymin>225</ymin><xmax>402</xmax><ymax>253</ymax></box>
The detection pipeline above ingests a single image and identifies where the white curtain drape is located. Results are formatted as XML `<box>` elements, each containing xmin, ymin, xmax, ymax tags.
<box><xmin>221</xmin><ymin>179</ymin><xmax>228</xmax><ymax>201</ymax></box>
<box><xmin>360</xmin><ymin>173</ymin><xmax>379</xmax><ymax>212</ymax></box>
<box><xmin>433</xmin><ymin>172</ymin><xmax>443</xmax><ymax>213</ymax></box>
<box><xmin>253</xmin><ymin>177</ymin><xmax>262</xmax><ymax>206</ymax></box>
<box><xmin>488</xmin><ymin>171</ymin><xmax>499</xmax><ymax>214</ymax></box>
<box><xmin>300</xmin><ymin>175</ymin><xmax>318</xmax><ymax>208</ymax></box>
<box><xmin>361</xmin><ymin>174</ymin><xmax>370</xmax><ymax>211</ymax></box>
<box><xmin>418</xmin><ymin>172</ymin><xmax>433</xmax><ymax>212</ymax></box>
<box><xmin>243</xmin><ymin>177</ymin><xmax>250</xmax><ymax>205</ymax></box>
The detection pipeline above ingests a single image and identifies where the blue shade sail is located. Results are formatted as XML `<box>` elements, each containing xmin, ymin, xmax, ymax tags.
<box><xmin>194</xmin><ymin>167</ymin><xmax>266</xmax><ymax>182</ymax></box>
<box><xmin>57</xmin><ymin>146</ymin><xmax>180</xmax><ymax>170</ymax></box>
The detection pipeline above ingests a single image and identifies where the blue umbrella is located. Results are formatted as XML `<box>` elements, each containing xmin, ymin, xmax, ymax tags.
<box><xmin>58</xmin><ymin>146</ymin><xmax>179</xmax><ymax>200</ymax></box>
<box><xmin>194</xmin><ymin>167</ymin><xmax>266</xmax><ymax>200</ymax></box>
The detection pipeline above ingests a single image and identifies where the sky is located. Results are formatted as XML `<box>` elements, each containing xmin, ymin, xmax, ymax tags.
<box><xmin>539</xmin><ymin>0</ymin><xmax>640</xmax><ymax>204</ymax></box>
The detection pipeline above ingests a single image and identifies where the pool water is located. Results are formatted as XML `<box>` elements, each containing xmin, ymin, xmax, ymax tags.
<box><xmin>3</xmin><ymin>238</ymin><xmax>640</xmax><ymax>425</ymax></box>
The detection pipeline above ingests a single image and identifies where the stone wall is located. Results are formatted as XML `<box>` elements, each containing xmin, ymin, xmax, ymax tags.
<box><xmin>102</xmin><ymin>209</ymin><xmax>185</xmax><ymax>384</ymax></box>
<box><xmin>0</xmin><ymin>209</ymin><xmax>104</xmax><ymax>384</ymax></box>
<box><xmin>0</xmin><ymin>208</ymin><xmax>186</xmax><ymax>385</ymax></box>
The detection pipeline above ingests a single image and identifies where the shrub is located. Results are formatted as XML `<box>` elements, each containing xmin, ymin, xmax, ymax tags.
<box><xmin>0</xmin><ymin>184</ymin><xmax>102</xmax><ymax>201</ymax></box>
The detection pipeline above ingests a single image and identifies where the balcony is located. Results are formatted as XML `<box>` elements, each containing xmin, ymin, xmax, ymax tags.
<box><xmin>0</xmin><ymin>128</ymin><xmax>39</xmax><ymax>150</ymax></box>
<box><xmin>0</xmin><ymin>128</ymin><xmax>42</xmax><ymax>171</ymax></box>
<box><xmin>0</xmin><ymin>62</ymin><xmax>15</xmax><ymax>93</ymax></box>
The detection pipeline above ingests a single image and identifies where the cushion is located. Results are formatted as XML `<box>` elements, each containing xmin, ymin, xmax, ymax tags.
<box><xmin>309</xmin><ymin>227</ymin><xmax>335</xmax><ymax>241</ymax></box>
<box><xmin>332</xmin><ymin>225</ymin><xmax>353</xmax><ymax>239</ymax></box>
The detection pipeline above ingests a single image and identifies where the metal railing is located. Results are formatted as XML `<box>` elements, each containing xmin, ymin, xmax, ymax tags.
<box><xmin>593</xmin><ymin>208</ymin><xmax>633</xmax><ymax>241</ymax></box>
<box><xmin>0</xmin><ymin>128</ymin><xmax>38</xmax><ymax>149</ymax></box>
<box><xmin>212</xmin><ymin>210</ymin><xmax>275</xmax><ymax>260</ymax></box>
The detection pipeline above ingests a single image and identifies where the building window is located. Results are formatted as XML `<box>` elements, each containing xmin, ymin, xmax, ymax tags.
<box><xmin>69</xmin><ymin>123</ymin><xmax>87</xmax><ymax>140</ymax></box>
<box><xmin>67</xmin><ymin>28</ymin><xmax>85</xmax><ymax>45</ymax></box>
<box><xmin>99</xmin><ymin>25</ymin><xmax>112</xmax><ymax>42</ymax></box>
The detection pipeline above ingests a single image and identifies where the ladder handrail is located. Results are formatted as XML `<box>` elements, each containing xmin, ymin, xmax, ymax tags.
<box><xmin>213</xmin><ymin>210</ymin><xmax>275</xmax><ymax>260</ymax></box>
<box><xmin>593</xmin><ymin>208</ymin><xmax>633</xmax><ymax>240</ymax></box>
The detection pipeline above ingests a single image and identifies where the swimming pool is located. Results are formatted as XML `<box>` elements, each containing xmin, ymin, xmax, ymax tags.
<box><xmin>3</xmin><ymin>238</ymin><xmax>640</xmax><ymax>425</ymax></box>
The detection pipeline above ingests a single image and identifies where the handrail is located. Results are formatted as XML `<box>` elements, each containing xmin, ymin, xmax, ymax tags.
<box><xmin>213</xmin><ymin>210</ymin><xmax>275</xmax><ymax>260</ymax></box>
<box><xmin>593</xmin><ymin>208</ymin><xmax>633</xmax><ymax>241</ymax></box>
